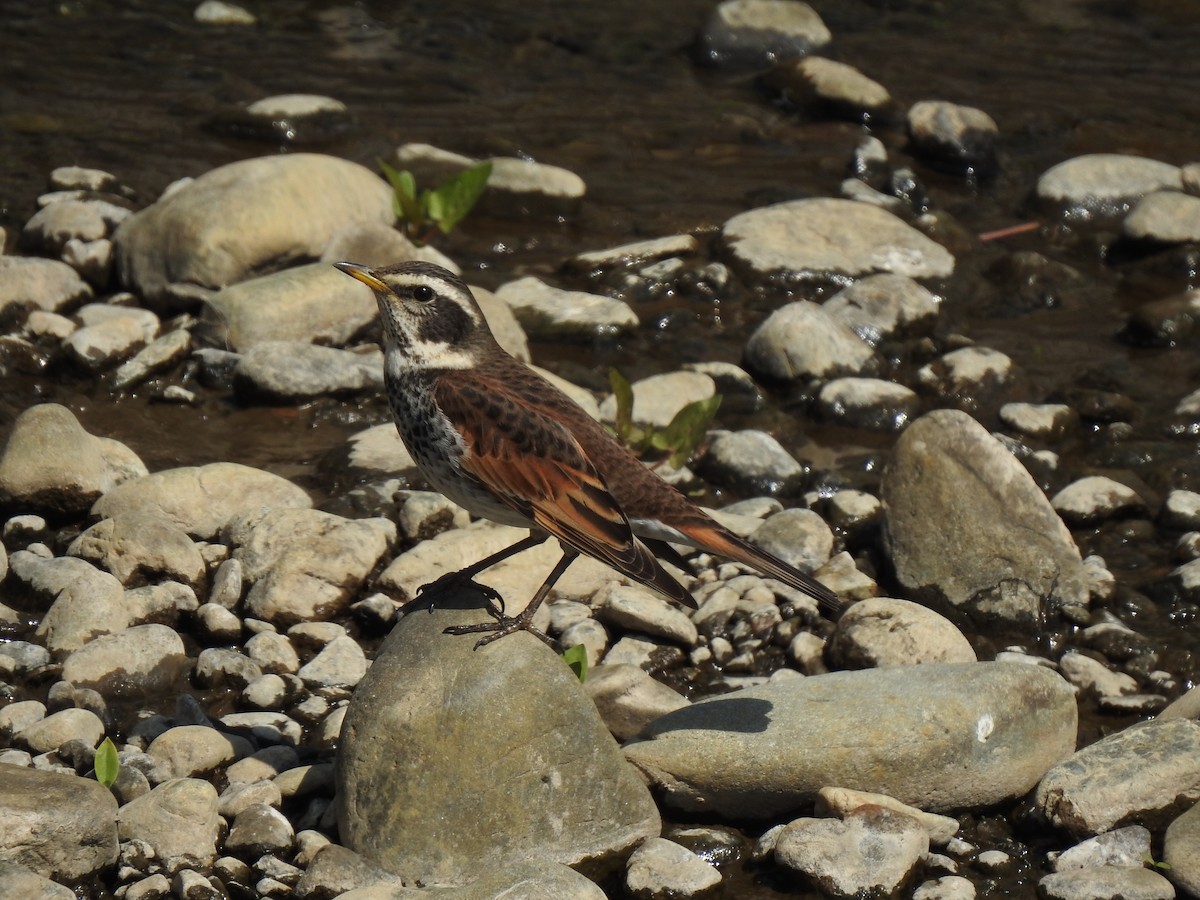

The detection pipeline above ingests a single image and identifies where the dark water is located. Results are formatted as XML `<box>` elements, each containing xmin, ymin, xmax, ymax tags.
<box><xmin>3</xmin><ymin>1</ymin><xmax>1200</xmax><ymax>896</ymax></box>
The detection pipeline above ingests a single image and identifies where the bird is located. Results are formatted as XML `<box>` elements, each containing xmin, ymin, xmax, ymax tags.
<box><xmin>334</xmin><ymin>260</ymin><xmax>842</xmax><ymax>647</ymax></box>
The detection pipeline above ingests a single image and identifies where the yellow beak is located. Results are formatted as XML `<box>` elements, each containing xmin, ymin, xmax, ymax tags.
<box><xmin>333</xmin><ymin>261</ymin><xmax>390</xmax><ymax>293</ymax></box>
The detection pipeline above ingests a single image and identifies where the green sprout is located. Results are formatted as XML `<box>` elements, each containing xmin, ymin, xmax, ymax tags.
<box><xmin>93</xmin><ymin>737</ymin><xmax>119</xmax><ymax>789</ymax></box>
<box><xmin>379</xmin><ymin>159</ymin><xmax>492</xmax><ymax>246</ymax></box>
<box><xmin>609</xmin><ymin>368</ymin><xmax>722</xmax><ymax>471</ymax></box>
<box><xmin>561</xmin><ymin>644</ymin><xmax>588</xmax><ymax>682</ymax></box>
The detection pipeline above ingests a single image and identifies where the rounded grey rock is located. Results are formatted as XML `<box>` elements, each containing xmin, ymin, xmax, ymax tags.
<box><xmin>13</xmin><ymin>553</ymin><xmax>129</xmax><ymax>655</ymax></box>
<box><xmin>60</xmin><ymin>623</ymin><xmax>190</xmax><ymax>695</ymax></box>
<box><xmin>763</xmin><ymin>56</ymin><xmax>891</xmax><ymax>119</ymax></box>
<box><xmin>147</xmin><ymin>724</ymin><xmax>253</xmax><ymax>780</ymax></box>
<box><xmin>1038</xmin><ymin>866</ymin><xmax>1174</xmax><ymax>900</ymax></box>
<box><xmin>1036</xmin><ymin>153</ymin><xmax>1183</xmax><ymax>221</ymax></box>
<box><xmin>596</xmin><ymin>583</ymin><xmax>698</xmax><ymax>647</ymax></box>
<box><xmin>816</xmin><ymin>377</ymin><xmax>919</xmax><ymax>430</ymax></box>
<box><xmin>745</xmin><ymin>301</ymin><xmax>877</xmax><ymax>382</ymax></box>
<box><xmin>625</xmin><ymin>662</ymin><xmax>1076</xmax><ymax>817</ymax></box>
<box><xmin>91</xmin><ymin>461</ymin><xmax>311</xmax><ymax>541</ymax></box>
<box><xmin>67</xmin><ymin>510</ymin><xmax>205</xmax><ymax>588</ymax></box>
<box><xmin>882</xmin><ymin>410</ymin><xmax>1089</xmax><ymax>627</ymax></box>
<box><xmin>696</xmin><ymin>0</ymin><xmax>831</xmax><ymax>66</ymax></box>
<box><xmin>749</xmin><ymin>507</ymin><xmax>833</xmax><ymax>572</ymax></box>
<box><xmin>117</xmin><ymin>778</ymin><xmax>220</xmax><ymax>874</ymax></box>
<box><xmin>906</xmin><ymin>100</ymin><xmax>999</xmax><ymax>177</ymax></box>
<box><xmin>336</xmin><ymin>588</ymin><xmax>660</xmax><ymax>885</ymax></box>
<box><xmin>1051</xmin><ymin>476</ymin><xmax>1148</xmax><ymax>525</ymax></box>
<box><xmin>822</xmin><ymin>273</ymin><xmax>941</xmax><ymax>345</ymax></box>
<box><xmin>1123</xmin><ymin>190</ymin><xmax>1200</xmax><ymax>243</ymax></box>
<box><xmin>583</xmin><ymin>664</ymin><xmax>691</xmax><ymax>741</ymax></box>
<box><xmin>1164</xmin><ymin>800</ymin><xmax>1200</xmax><ymax>896</ymax></box>
<box><xmin>625</xmin><ymin>837</ymin><xmax>722</xmax><ymax>898</ymax></box>
<box><xmin>225</xmin><ymin>803</ymin><xmax>295</xmax><ymax>859</ymax></box>
<box><xmin>696</xmin><ymin>429</ymin><xmax>805</xmax><ymax>495</ymax></box>
<box><xmin>598</xmin><ymin>370</ymin><xmax>716</xmax><ymax>429</ymax></box>
<box><xmin>16</xmin><ymin>707</ymin><xmax>104</xmax><ymax>754</ymax></box>
<box><xmin>826</xmin><ymin>597</ymin><xmax>976</xmax><ymax>668</ymax></box>
<box><xmin>233</xmin><ymin>340</ymin><xmax>383</xmax><ymax>404</ymax></box>
<box><xmin>1053</xmin><ymin>825</ymin><xmax>1152</xmax><ymax>871</ymax></box>
<box><xmin>999</xmin><ymin>402</ymin><xmax>1077</xmax><ymax>441</ymax></box>
<box><xmin>0</xmin><ymin>766</ymin><xmax>118</xmax><ymax>881</ymax></box>
<box><xmin>496</xmin><ymin>276</ymin><xmax>637</xmax><ymax>340</ymax></box>
<box><xmin>0</xmin><ymin>403</ymin><xmax>146</xmax><ymax>518</ymax></box>
<box><xmin>23</xmin><ymin>199</ymin><xmax>108</xmax><ymax>254</ymax></box>
<box><xmin>114</xmin><ymin>153</ymin><xmax>394</xmax><ymax>312</ymax></box>
<box><xmin>916</xmin><ymin>346</ymin><xmax>1013</xmax><ymax>404</ymax></box>
<box><xmin>723</xmin><ymin>198</ymin><xmax>955</xmax><ymax>282</ymax></box>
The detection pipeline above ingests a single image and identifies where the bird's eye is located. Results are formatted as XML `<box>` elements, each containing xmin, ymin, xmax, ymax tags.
<box><xmin>412</xmin><ymin>285</ymin><xmax>435</xmax><ymax>303</ymax></box>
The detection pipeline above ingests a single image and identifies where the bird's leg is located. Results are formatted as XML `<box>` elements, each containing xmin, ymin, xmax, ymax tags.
<box><xmin>401</xmin><ymin>532</ymin><xmax>550</xmax><ymax>617</ymax></box>
<box><xmin>444</xmin><ymin>545</ymin><xmax>580</xmax><ymax>650</ymax></box>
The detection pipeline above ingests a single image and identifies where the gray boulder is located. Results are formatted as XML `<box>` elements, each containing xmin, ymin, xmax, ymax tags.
<box><xmin>881</xmin><ymin>410</ymin><xmax>1089</xmax><ymax>627</ymax></box>
<box><xmin>114</xmin><ymin>153</ymin><xmax>394</xmax><ymax>312</ymax></box>
<box><xmin>336</xmin><ymin>588</ymin><xmax>660</xmax><ymax>885</ymax></box>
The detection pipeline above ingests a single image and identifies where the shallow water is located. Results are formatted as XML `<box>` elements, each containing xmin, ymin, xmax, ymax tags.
<box><xmin>2</xmin><ymin>1</ymin><xmax>1200</xmax><ymax>896</ymax></box>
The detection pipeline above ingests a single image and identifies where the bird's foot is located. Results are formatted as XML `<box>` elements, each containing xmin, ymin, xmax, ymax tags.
<box><xmin>401</xmin><ymin>572</ymin><xmax>506</xmax><ymax>617</ymax></box>
<box><xmin>443</xmin><ymin>606</ymin><xmax>557</xmax><ymax>651</ymax></box>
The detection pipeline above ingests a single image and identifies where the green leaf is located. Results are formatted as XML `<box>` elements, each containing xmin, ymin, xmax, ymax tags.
<box><xmin>608</xmin><ymin>368</ymin><xmax>635</xmax><ymax>444</ymax></box>
<box><xmin>662</xmin><ymin>394</ymin><xmax>722</xmax><ymax>469</ymax></box>
<box><xmin>426</xmin><ymin>162</ymin><xmax>492</xmax><ymax>235</ymax></box>
<box><xmin>561</xmin><ymin>644</ymin><xmax>588</xmax><ymax>682</ymax></box>
<box><xmin>93</xmin><ymin>736</ymin><xmax>119</xmax><ymax>788</ymax></box>
<box><xmin>378</xmin><ymin>159</ymin><xmax>423</xmax><ymax>225</ymax></box>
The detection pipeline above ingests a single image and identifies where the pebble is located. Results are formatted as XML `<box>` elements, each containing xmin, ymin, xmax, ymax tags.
<box><xmin>1058</xmin><ymin>650</ymin><xmax>1138</xmax><ymax>698</ymax></box>
<box><xmin>816</xmin><ymin>377</ymin><xmax>920</xmax><ymax>430</ymax></box>
<box><xmin>749</xmin><ymin>508</ymin><xmax>833</xmax><ymax>572</ymax></box>
<box><xmin>194</xmin><ymin>602</ymin><xmax>243</xmax><ymax>643</ymax></box>
<box><xmin>245</xmin><ymin>631</ymin><xmax>301</xmax><ymax>674</ymax></box>
<box><xmin>744</xmin><ymin>299</ymin><xmax>877</xmax><ymax>381</ymax></box>
<box><xmin>1053</xmin><ymin>825</ymin><xmax>1152</xmax><ymax>871</ymax></box>
<box><xmin>695</xmin><ymin>430</ymin><xmax>805</xmax><ymax>494</ymax></box>
<box><xmin>116</xmin><ymin>778</ymin><xmax>221</xmax><ymax>874</ymax></box>
<box><xmin>108</xmin><ymin>328</ymin><xmax>192</xmax><ymax>390</ymax></box>
<box><xmin>495</xmin><ymin>275</ymin><xmax>637</xmax><ymax>339</ymax></box>
<box><xmin>16</xmin><ymin>707</ymin><xmax>105</xmax><ymax>755</ymax></box>
<box><xmin>906</xmin><ymin>100</ymin><xmax>999</xmax><ymax>177</ymax></box>
<box><xmin>625</xmin><ymin>837</ymin><xmax>722</xmax><ymax>898</ymax></box>
<box><xmin>1051</xmin><ymin>476</ymin><xmax>1148</xmax><ymax>525</ymax></box>
<box><xmin>823</xmin><ymin>273</ymin><xmax>941</xmax><ymax>345</ymax></box>
<box><xmin>1036</xmin><ymin>718</ymin><xmax>1200</xmax><ymax>839</ymax></box>
<box><xmin>297</xmin><ymin>634</ymin><xmax>368</xmax><ymax>691</ymax></box>
<box><xmin>1037</xmin><ymin>866</ymin><xmax>1174</xmax><ymax>900</ymax></box>
<box><xmin>194</xmin><ymin>0</ymin><xmax>256</xmax><ymax>25</ymax></box>
<box><xmin>723</xmin><ymin>197</ymin><xmax>955</xmax><ymax>282</ymax></box>
<box><xmin>195</xmin><ymin>648</ymin><xmax>262</xmax><ymax>689</ymax></box>
<box><xmin>225</xmin><ymin>804</ymin><xmax>295</xmax><ymax>859</ymax></box>
<box><xmin>1162</xmin><ymin>489</ymin><xmax>1200</xmax><ymax>531</ymax></box>
<box><xmin>0</xmin><ymin>256</ymin><xmax>93</xmax><ymax>318</ymax></box>
<box><xmin>1123</xmin><ymin>190</ymin><xmax>1200</xmax><ymax>243</ymax></box>
<box><xmin>913</xmin><ymin>875</ymin><xmax>976</xmax><ymax>900</ymax></box>
<box><xmin>763</xmin><ymin>56</ymin><xmax>892</xmax><ymax>120</ymax></box>
<box><xmin>696</xmin><ymin>0</ymin><xmax>831</xmax><ymax>66</ymax></box>
<box><xmin>233</xmin><ymin>341</ymin><xmax>384</xmax><ymax>403</ymax></box>
<box><xmin>568</xmin><ymin>234</ymin><xmax>699</xmax><ymax>271</ymax></box>
<box><xmin>1164</xmin><ymin>800</ymin><xmax>1200</xmax><ymax>895</ymax></box>
<box><xmin>916</xmin><ymin>346</ymin><xmax>1013</xmax><ymax>403</ymax></box>
<box><xmin>60</xmin><ymin>624</ymin><xmax>190</xmax><ymax>695</ymax></box>
<box><xmin>774</xmin><ymin>806</ymin><xmax>928</xmax><ymax>896</ymax></box>
<box><xmin>584</xmin><ymin>663</ymin><xmax>690</xmax><ymax>741</ymax></box>
<box><xmin>146</xmin><ymin>724</ymin><xmax>252</xmax><ymax>780</ymax></box>
<box><xmin>1036</xmin><ymin>153</ymin><xmax>1182</xmax><ymax>220</ymax></box>
<box><xmin>598</xmin><ymin>370</ymin><xmax>716</xmax><ymax>429</ymax></box>
<box><xmin>826</xmin><ymin>597</ymin><xmax>976</xmax><ymax>668</ymax></box>
<box><xmin>66</xmin><ymin>510</ymin><xmax>205</xmax><ymax>588</ymax></box>
<box><xmin>596</xmin><ymin>583</ymin><xmax>698</xmax><ymax>646</ymax></box>
<box><xmin>816</xmin><ymin>786</ymin><xmax>960</xmax><ymax>845</ymax></box>
<box><xmin>999</xmin><ymin>402</ymin><xmax>1078</xmax><ymax>441</ymax></box>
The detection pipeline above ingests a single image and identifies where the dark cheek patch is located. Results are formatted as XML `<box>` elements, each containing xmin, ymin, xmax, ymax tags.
<box><xmin>417</xmin><ymin>298</ymin><xmax>472</xmax><ymax>345</ymax></box>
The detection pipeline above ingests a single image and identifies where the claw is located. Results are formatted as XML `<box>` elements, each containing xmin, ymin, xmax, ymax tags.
<box><xmin>444</xmin><ymin>609</ymin><xmax>558</xmax><ymax>650</ymax></box>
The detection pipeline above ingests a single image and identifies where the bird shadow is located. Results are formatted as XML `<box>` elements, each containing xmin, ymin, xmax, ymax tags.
<box><xmin>641</xmin><ymin>695</ymin><xmax>773</xmax><ymax>735</ymax></box>
<box><xmin>399</xmin><ymin>575</ymin><xmax>506</xmax><ymax>616</ymax></box>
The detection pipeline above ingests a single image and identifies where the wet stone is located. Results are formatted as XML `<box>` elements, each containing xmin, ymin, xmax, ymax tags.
<box><xmin>696</xmin><ymin>430</ymin><xmax>805</xmax><ymax>494</ymax></box>
<box><xmin>816</xmin><ymin>377</ymin><xmax>920</xmax><ymax>430</ymax></box>
<box><xmin>762</xmin><ymin>56</ymin><xmax>892</xmax><ymax>120</ymax></box>
<box><xmin>916</xmin><ymin>346</ymin><xmax>1013</xmax><ymax>404</ymax></box>
<box><xmin>1123</xmin><ymin>190</ymin><xmax>1200</xmax><ymax>243</ymax></box>
<box><xmin>194</xmin><ymin>0</ymin><xmax>257</xmax><ymax>25</ymax></box>
<box><xmin>696</xmin><ymin>0</ymin><xmax>831</xmax><ymax>66</ymax></box>
<box><xmin>598</xmin><ymin>370</ymin><xmax>716</xmax><ymax>429</ymax></box>
<box><xmin>625</xmin><ymin>837</ymin><xmax>722</xmax><ymax>899</ymax></box>
<box><xmin>496</xmin><ymin>275</ymin><xmax>637</xmax><ymax>340</ymax></box>
<box><xmin>1036</xmin><ymin>153</ymin><xmax>1183</xmax><ymax>221</ymax></box>
<box><xmin>60</xmin><ymin>623</ymin><xmax>190</xmax><ymax>695</ymax></box>
<box><xmin>109</xmin><ymin>328</ymin><xmax>192</xmax><ymax>390</ymax></box>
<box><xmin>0</xmin><ymin>257</ymin><xmax>93</xmax><ymax>320</ymax></box>
<box><xmin>822</xmin><ymin>273</ymin><xmax>941</xmax><ymax>345</ymax></box>
<box><xmin>999</xmin><ymin>402</ymin><xmax>1077</xmax><ymax>441</ymax></box>
<box><xmin>1052</xmin><ymin>825</ymin><xmax>1152</xmax><ymax>871</ymax></box>
<box><xmin>906</xmin><ymin>100</ymin><xmax>999</xmax><ymax>177</ymax></box>
<box><xmin>744</xmin><ymin>300</ymin><xmax>877</xmax><ymax>382</ymax></box>
<box><xmin>1051</xmin><ymin>476</ymin><xmax>1149</xmax><ymax>525</ymax></box>
<box><xmin>233</xmin><ymin>340</ymin><xmax>384</xmax><ymax>404</ymax></box>
<box><xmin>1037</xmin><ymin>866</ymin><xmax>1174</xmax><ymax>900</ymax></box>
<box><xmin>1164</xmin><ymin>800</ymin><xmax>1200</xmax><ymax>896</ymax></box>
<box><xmin>117</xmin><ymin>778</ymin><xmax>221</xmax><ymax>875</ymax></box>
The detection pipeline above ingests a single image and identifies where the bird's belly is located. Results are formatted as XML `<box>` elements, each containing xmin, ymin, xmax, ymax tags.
<box><xmin>423</xmin><ymin>459</ymin><xmax>531</xmax><ymax>528</ymax></box>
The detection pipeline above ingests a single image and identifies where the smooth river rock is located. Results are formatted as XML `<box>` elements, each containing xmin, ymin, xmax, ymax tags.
<box><xmin>337</xmin><ymin>587</ymin><xmax>660</xmax><ymax>885</ymax></box>
<box><xmin>623</xmin><ymin>661</ymin><xmax>1076</xmax><ymax>818</ymax></box>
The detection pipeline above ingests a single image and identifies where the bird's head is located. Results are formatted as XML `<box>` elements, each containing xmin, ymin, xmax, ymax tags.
<box><xmin>334</xmin><ymin>260</ymin><xmax>493</xmax><ymax>369</ymax></box>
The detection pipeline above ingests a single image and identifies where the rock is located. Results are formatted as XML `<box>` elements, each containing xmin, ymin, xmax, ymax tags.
<box><xmin>1123</xmin><ymin>190</ymin><xmax>1200</xmax><ymax>243</ymax></box>
<box><xmin>16</xmin><ymin>707</ymin><xmax>104</xmax><ymax>754</ymax></box>
<box><xmin>0</xmin><ymin>256</ymin><xmax>93</xmax><ymax>320</ymax></box>
<box><xmin>822</xmin><ymin>273</ymin><xmax>941</xmax><ymax>345</ymax></box>
<box><xmin>117</xmin><ymin>778</ymin><xmax>221</xmax><ymax>874</ymax></box>
<box><xmin>66</xmin><ymin>510</ymin><xmax>205</xmax><ymax>588</ymax></box>
<box><xmin>999</xmin><ymin>403</ymin><xmax>1077</xmax><ymax>441</ymax></box>
<box><xmin>596</xmin><ymin>584</ymin><xmax>698</xmax><ymax>646</ymax></box>
<box><xmin>598</xmin><ymin>371</ymin><xmax>716</xmax><ymax>429</ymax></box>
<box><xmin>194</xmin><ymin>0</ymin><xmax>256</xmax><ymax>25</ymax></box>
<box><xmin>816</xmin><ymin>377</ymin><xmax>920</xmax><ymax>430</ymax></box>
<box><xmin>49</xmin><ymin>165</ymin><xmax>124</xmax><ymax>193</ymax></box>
<box><xmin>1058</xmin><ymin>650</ymin><xmax>1137</xmax><ymax>699</ymax></box>
<box><xmin>774</xmin><ymin>806</ymin><xmax>928</xmax><ymax>897</ymax></box>
<box><xmin>23</xmin><ymin>199</ymin><xmax>108</xmax><ymax>253</ymax></box>
<box><xmin>625</xmin><ymin>837</ymin><xmax>722</xmax><ymax>898</ymax></box>
<box><xmin>696</xmin><ymin>0</ymin><xmax>831</xmax><ymax>66</ymax></box>
<box><xmin>1164</xmin><ymin>800</ymin><xmax>1200</xmax><ymax>896</ymax></box>
<box><xmin>1051</xmin><ymin>476</ymin><xmax>1148</xmax><ymax>525</ymax></box>
<box><xmin>0</xmin><ymin>766</ymin><xmax>119</xmax><ymax>881</ymax></box>
<box><xmin>495</xmin><ymin>276</ymin><xmax>637</xmax><ymax>340</ymax></box>
<box><xmin>568</xmin><ymin>234</ymin><xmax>700</xmax><ymax>272</ymax></box>
<box><xmin>826</xmin><ymin>598</ymin><xmax>976</xmax><ymax>668</ymax></box>
<box><xmin>749</xmin><ymin>508</ymin><xmax>833</xmax><ymax>572</ymax></box>
<box><xmin>60</xmin><ymin>623</ymin><xmax>190</xmax><ymax>695</ymax></box>
<box><xmin>92</xmin><ymin>462</ymin><xmax>311</xmax><ymax>540</ymax></box>
<box><xmin>906</xmin><ymin>100</ymin><xmax>999</xmax><ymax>177</ymax></box>
<box><xmin>0</xmin><ymin>862</ymin><xmax>77</xmax><ymax>900</ymax></box>
<box><xmin>816</xmin><ymin>786</ymin><xmax>959</xmax><ymax>845</ymax></box>
<box><xmin>224</xmin><ymin>803</ymin><xmax>294</xmax><ymax>858</ymax></box>
<box><xmin>1037</xmin><ymin>866</ymin><xmax>1175</xmax><ymax>900</ymax></box>
<box><xmin>881</xmin><ymin>410</ymin><xmax>1089</xmax><ymax>627</ymax></box>
<box><xmin>230</xmin><ymin>508</ymin><xmax>394</xmax><ymax>626</ymax></box>
<box><xmin>916</xmin><ymin>346</ymin><xmax>1013</xmax><ymax>405</ymax></box>
<box><xmin>114</xmin><ymin>154</ymin><xmax>394</xmax><ymax>312</ymax></box>
<box><xmin>199</xmin><ymin>263</ymin><xmax>377</xmax><ymax>353</ymax></box>
<box><xmin>723</xmin><ymin>198</ymin><xmax>955</xmax><ymax>283</ymax></box>
<box><xmin>1162</xmin><ymin>489</ymin><xmax>1200</xmax><ymax>531</ymax></box>
<box><xmin>0</xmin><ymin>403</ymin><xmax>147</xmax><ymax>518</ymax></box>
<box><xmin>297</xmin><ymin>634</ymin><xmax>368</xmax><ymax>691</ymax></box>
<box><xmin>762</xmin><ymin>56</ymin><xmax>891</xmax><ymax>121</ymax></box>
<box><xmin>61</xmin><ymin>237</ymin><xmax>115</xmax><ymax>286</ymax></box>
<box><xmin>1036</xmin><ymin>718</ymin><xmax>1200</xmax><ymax>839</ymax></box>
<box><xmin>108</xmin><ymin>328</ymin><xmax>192</xmax><ymax>390</ymax></box>
<box><xmin>147</xmin><ymin>725</ymin><xmax>253</xmax><ymax>780</ymax></box>
<box><xmin>1053</xmin><ymin>825</ymin><xmax>1152</xmax><ymax>871</ymax></box>
<box><xmin>228</xmin><ymin>93</ymin><xmax>350</xmax><ymax>144</ymax></box>
<box><xmin>195</xmin><ymin>648</ymin><xmax>263</xmax><ymax>689</ymax></box>
<box><xmin>63</xmin><ymin>315</ymin><xmax>149</xmax><ymax>372</ymax></box>
<box><xmin>584</xmin><ymin>664</ymin><xmax>690</xmax><ymax>741</ymax></box>
<box><xmin>624</xmin><ymin>662</ymin><xmax>1076</xmax><ymax>817</ymax></box>
<box><xmin>245</xmin><ymin>631</ymin><xmax>301</xmax><ymax>675</ymax></box>
<box><xmin>10</xmin><ymin>552</ymin><xmax>129</xmax><ymax>654</ymax></box>
<box><xmin>1036</xmin><ymin>153</ymin><xmax>1182</xmax><ymax>221</ymax></box>
<box><xmin>695</xmin><ymin>430</ymin><xmax>805</xmax><ymax>494</ymax></box>
<box><xmin>744</xmin><ymin>300</ymin><xmax>877</xmax><ymax>382</ymax></box>
<box><xmin>233</xmin><ymin>340</ymin><xmax>383</xmax><ymax>403</ymax></box>
<box><xmin>336</xmin><ymin>587</ymin><xmax>660</xmax><ymax>884</ymax></box>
